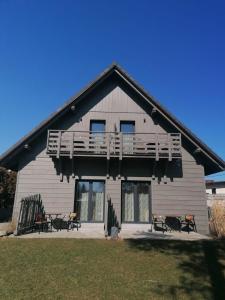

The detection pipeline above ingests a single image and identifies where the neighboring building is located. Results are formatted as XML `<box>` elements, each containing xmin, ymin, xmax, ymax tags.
<box><xmin>0</xmin><ymin>64</ymin><xmax>225</xmax><ymax>234</ymax></box>
<box><xmin>206</xmin><ymin>180</ymin><xmax>225</xmax><ymax>207</ymax></box>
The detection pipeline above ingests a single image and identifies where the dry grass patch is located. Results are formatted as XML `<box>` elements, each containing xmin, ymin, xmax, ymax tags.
<box><xmin>210</xmin><ymin>201</ymin><xmax>225</xmax><ymax>238</ymax></box>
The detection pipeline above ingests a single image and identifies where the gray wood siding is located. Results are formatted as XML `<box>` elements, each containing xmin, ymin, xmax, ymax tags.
<box><xmin>13</xmin><ymin>156</ymin><xmax>75</xmax><ymax>220</ymax></box>
<box><xmin>152</xmin><ymin>155</ymin><xmax>208</xmax><ymax>233</ymax></box>
<box><xmin>13</xmin><ymin>81</ymin><xmax>209</xmax><ymax>234</ymax></box>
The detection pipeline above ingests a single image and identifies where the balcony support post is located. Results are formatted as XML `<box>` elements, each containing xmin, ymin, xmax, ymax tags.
<box><xmin>118</xmin><ymin>133</ymin><xmax>123</xmax><ymax>178</ymax></box>
<box><xmin>119</xmin><ymin>132</ymin><xmax>123</xmax><ymax>161</ymax></box>
<box><xmin>72</xmin><ymin>157</ymin><xmax>75</xmax><ymax>178</ymax></box>
<box><xmin>106</xmin><ymin>133</ymin><xmax>110</xmax><ymax>179</ymax></box>
<box><xmin>59</xmin><ymin>158</ymin><xmax>63</xmax><ymax>182</ymax></box>
<box><xmin>118</xmin><ymin>160</ymin><xmax>122</xmax><ymax>179</ymax></box>
<box><xmin>70</xmin><ymin>132</ymin><xmax>74</xmax><ymax>159</ymax></box>
<box><xmin>106</xmin><ymin>159</ymin><xmax>110</xmax><ymax>179</ymax></box>
<box><xmin>57</xmin><ymin>131</ymin><xmax>62</xmax><ymax>159</ymax></box>
<box><xmin>155</xmin><ymin>134</ymin><xmax>159</xmax><ymax>161</ymax></box>
<box><xmin>152</xmin><ymin>160</ymin><xmax>157</xmax><ymax>180</ymax></box>
<box><xmin>46</xmin><ymin>130</ymin><xmax>50</xmax><ymax>155</ymax></box>
<box><xmin>168</xmin><ymin>134</ymin><xmax>172</xmax><ymax>161</ymax></box>
<box><xmin>163</xmin><ymin>159</ymin><xmax>169</xmax><ymax>183</ymax></box>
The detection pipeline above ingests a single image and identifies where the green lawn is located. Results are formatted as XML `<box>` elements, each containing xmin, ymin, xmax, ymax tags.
<box><xmin>0</xmin><ymin>239</ymin><xmax>225</xmax><ymax>300</ymax></box>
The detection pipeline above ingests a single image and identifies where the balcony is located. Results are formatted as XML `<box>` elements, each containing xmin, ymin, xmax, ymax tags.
<box><xmin>46</xmin><ymin>130</ymin><xmax>182</xmax><ymax>161</ymax></box>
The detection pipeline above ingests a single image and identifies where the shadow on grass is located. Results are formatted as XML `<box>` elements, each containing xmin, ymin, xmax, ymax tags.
<box><xmin>126</xmin><ymin>239</ymin><xmax>225</xmax><ymax>300</ymax></box>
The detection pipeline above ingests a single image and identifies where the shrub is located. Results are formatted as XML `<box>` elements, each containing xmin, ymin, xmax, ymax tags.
<box><xmin>0</xmin><ymin>167</ymin><xmax>17</xmax><ymax>210</ymax></box>
<box><xmin>210</xmin><ymin>201</ymin><xmax>225</xmax><ymax>238</ymax></box>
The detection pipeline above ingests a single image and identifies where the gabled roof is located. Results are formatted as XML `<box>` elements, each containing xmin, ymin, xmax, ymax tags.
<box><xmin>0</xmin><ymin>63</ymin><xmax>225</xmax><ymax>174</ymax></box>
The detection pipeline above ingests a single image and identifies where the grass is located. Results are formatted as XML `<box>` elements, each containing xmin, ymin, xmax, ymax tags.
<box><xmin>0</xmin><ymin>239</ymin><xmax>225</xmax><ymax>300</ymax></box>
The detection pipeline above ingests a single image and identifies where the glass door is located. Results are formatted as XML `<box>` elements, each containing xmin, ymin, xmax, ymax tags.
<box><xmin>122</xmin><ymin>181</ymin><xmax>151</xmax><ymax>223</ymax></box>
<box><xmin>90</xmin><ymin>120</ymin><xmax>105</xmax><ymax>153</ymax></box>
<box><xmin>75</xmin><ymin>181</ymin><xmax>105</xmax><ymax>222</ymax></box>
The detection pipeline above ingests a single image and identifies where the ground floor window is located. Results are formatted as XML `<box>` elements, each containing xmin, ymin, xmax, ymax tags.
<box><xmin>122</xmin><ymin>181</ymin><xmax>151</xmax><ymax>223</ymax></box>
<box><xmin>75</xmin><ymin>181</ymin><xmax>105</xmax><ymax>222</ymax></box>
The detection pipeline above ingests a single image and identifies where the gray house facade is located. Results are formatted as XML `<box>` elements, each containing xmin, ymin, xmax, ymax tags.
<box><xmin>1</xmin><ymin>64</ymin><xmax>225</xmax><ymax>234</ymax></box>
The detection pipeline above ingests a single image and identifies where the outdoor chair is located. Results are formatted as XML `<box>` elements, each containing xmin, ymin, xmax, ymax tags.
<box><xmin>152</xmin><ymin>215</ymin><xmax>167</xmax><ymax>233</ymax></box>
<box><xmin>180</xmin><ymin>215</ymin><xmax>196</xmax><ymax>233</ymax></box>
<box><xmin>67</xmin><ymin>212</ymin><xmax>81</xmax><ymax>231</ymax></box>
<box><xmin>34</xmin><ymin>213</ymin><xmax>49</xmax><ymax>234</ymax></box>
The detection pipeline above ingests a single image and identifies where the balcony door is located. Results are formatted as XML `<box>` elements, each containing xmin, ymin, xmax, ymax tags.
<box><xmin>120</xmin><ymin>121</ymin><xmax>135</xmax><ymax>154</ymax></box>
<box><xmin>122</xmin><ymin>181</ymin><xmax>151</xmax><ymax>223</ymax></box>
<box><xmin>90</xmin><ymin>120</ymin><xmax>105</xmax><ymax>153</ymax></box>
<box><xmin>75</xmin><ymin>181</ymin><xmax>105</xmax><ymax>222</ymax></box>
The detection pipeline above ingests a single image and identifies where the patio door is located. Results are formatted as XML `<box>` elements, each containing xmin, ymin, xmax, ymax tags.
<box><xmin>75</xmin><ymin>181</ymin><xmax>105</xmax><ymax>222</ymax></box>
<box><xmin>90</xmin><ymin>120</ymin><xmax>105</xmax><ymax>153</ymax></box>
<box><xmin>122</xmin><ymin>181</ymin><xmax>151</xmax><ymax>223</ymax></box>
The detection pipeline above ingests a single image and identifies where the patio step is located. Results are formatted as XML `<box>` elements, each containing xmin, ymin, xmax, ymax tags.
<box><xmin>121</xmin><ymin>224</ymin><xmax>152</xmax><ymax>232</ymax></box>
<box><xmin>78</xmin><ymin>223</ymin><xmax>104</xmax><ymax>233</ymax></box>
<box><xmin>119</xmin><ymin>224</ymin><xmax>153</xmax><ymax>239</ymax></box>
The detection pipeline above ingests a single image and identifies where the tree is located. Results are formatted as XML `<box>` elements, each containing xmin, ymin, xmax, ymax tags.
<box><xmin>0</xmin><ymin>167</ymin><xmax>17</xmax><ymax>208</ymax></box>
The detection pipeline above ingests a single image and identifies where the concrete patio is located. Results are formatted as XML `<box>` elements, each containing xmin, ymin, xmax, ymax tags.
<box><xmin>10</xmin><ymin>223</ymin><xmax>211</xmax><ymax>241</ymax></box>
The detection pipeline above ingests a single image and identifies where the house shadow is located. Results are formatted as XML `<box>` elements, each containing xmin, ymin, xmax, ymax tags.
<box><xmin>126</xmin><ymin>239</ymin><xmax>225</xmax><ymax>300</ymax></box>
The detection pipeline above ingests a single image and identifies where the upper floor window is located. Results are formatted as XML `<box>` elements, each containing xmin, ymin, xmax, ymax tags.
<box><xmin>120</xmin><ymin>121</ymin><xmax>135</xmax><ymax>134</ymax></box>
<box><xmin>90</xmin><ymin>120</ymin><xmax>105</xmax><ymax>133</ymax></box>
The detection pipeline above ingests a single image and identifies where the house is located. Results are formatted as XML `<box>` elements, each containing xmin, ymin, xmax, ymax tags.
<box><xmin>0</xmin><ymin>63</ymin><xmax>225</xmax><ymax>235</ymax></box>
<box><xmin>206</xmin><ymin>180</ymin><xmax>225</xmax><ymax>207</ymax></box>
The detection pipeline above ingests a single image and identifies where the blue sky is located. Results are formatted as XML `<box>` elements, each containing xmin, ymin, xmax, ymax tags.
<box><xmin>0</xmin><ymin>0</ymin><xmax>225</xmax><ymax>179</ymax></box>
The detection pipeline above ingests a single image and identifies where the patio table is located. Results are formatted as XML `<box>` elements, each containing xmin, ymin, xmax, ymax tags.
<box><xmin>165</xmin><ymin>216</ymin><xmax>182</xmax><ymax>231</ymax></box>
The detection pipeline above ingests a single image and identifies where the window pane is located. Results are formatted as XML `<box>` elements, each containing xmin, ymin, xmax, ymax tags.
<box><xmin>120</xmin><ymin>122</ymin><xmax>135</xmax><ymax>154</ymax></box>
<box><xmin>138</xmin><ymin>183</ymin><xmax>149</xmax><ymax>222</ymax></box>
<box><xmin>77</xmin><ymin>182</ymin><xmax>89</xmax><ymax>221</ymax></box>
<box><xmin>120</xmin><ymin>121</ymin><xmax>135</xmax><ymax>133</ymax></box>
<box><xmin>92</xmin><ymin>182</ymin><xmax>104</xmax><ymax>222</ymax></box>
<box><xmin>122</xmin><ymin>182</ymin><xmax>135</xmax><ymax>222</ymax></box>
<box><xmin>90</xmin><ymin>121</ymin><xmax>105</xmax><ymax>153</ymax></box>
<box><xmin>90</xmin><ymin>121</ymin><xmax>105</xmax><ymax>132</ymax></box>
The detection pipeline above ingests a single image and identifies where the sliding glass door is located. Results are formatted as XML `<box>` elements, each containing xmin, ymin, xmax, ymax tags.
<box><xmin>122</xmin><ymin>181</ymin><xmax>151</xmax><ymax>223</ymax></box>
<box><xmin>75</xmin><ymin>181</ymin><xmax>105</xmax><ymax>222</ymax></box>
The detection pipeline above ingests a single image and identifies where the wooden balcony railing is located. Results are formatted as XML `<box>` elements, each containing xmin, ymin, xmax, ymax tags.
<box><xmin>46</xmin><ymin>130</ymin><xmax>182</xmax><ymax>160</ymax></box>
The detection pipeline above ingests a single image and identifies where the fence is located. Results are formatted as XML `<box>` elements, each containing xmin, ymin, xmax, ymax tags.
<box><xmin>17</xmin><ymin>194</ymin><xmax>45</xmax><ymax>235</ymax></box>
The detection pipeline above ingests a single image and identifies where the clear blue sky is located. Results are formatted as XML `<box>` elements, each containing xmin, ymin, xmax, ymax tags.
<box><xmin>0</xmin><ymin>0</ymin><xmax>225</xmax><ymax>179</ymax></box>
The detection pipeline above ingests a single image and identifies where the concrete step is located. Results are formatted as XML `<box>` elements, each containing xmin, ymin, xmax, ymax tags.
<box><xmin>121</xmin><ymin>223</ymin><xmax>152</xmax><ymax>232</ymax></box>
<box><xmin>78</xmin><ymin>223</ymin><xmax>104</xmax><ymax>234</ymax></box>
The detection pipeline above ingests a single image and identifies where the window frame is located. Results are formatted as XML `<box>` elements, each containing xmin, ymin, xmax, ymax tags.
<box><xmin>75</xmin><ymin>180</ymin><xmax>105</xmax><ymax>223</ymax></box>
<box><xmin>120</xmin><ymin>121</ymin><xmax>135</xmax><ymax>134</ymax></box>
<box><xmin>121</xmin><ymin>181</ymin><xmax>152</xmax><ymax>224</ymax></box>
<box><xmin>90</xmin><ymin>120</ymin><xmax>106</xmax><ymax>133</ymax></box>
